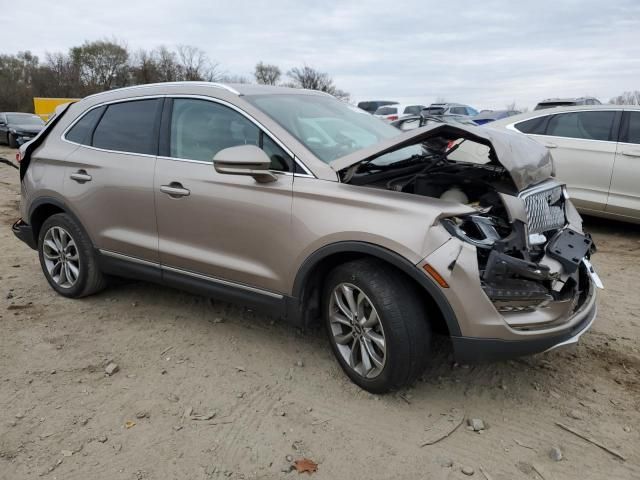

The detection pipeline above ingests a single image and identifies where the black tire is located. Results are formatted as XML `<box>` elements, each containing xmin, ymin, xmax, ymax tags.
<box><xmin>7</xmin><ymin>133</ymin><xmax>17</xmax><ymax>148</ymax></box>
<box><xmin>37</xmin><ymin>213</ymin><xmax>107</xmax><ymax>298</ymax></box>
<box><xmin>323</xmin><ymin>258</ymin><xmax>431</xmax><ymax>393</ymax></box>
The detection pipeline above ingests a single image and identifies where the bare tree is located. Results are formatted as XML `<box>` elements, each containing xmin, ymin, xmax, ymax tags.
<box><xmin>219</xmin><ymin>74</ymin><xmax>251</xmax><ymax>84</ymax></box>
<box><xmin>130</xmin><ymin>49</ymin><xmax>160</xmax><ymax>84</ymax></box>
<box><xmin>286</xmin><ymin>65</ymin><xmax>349</xmax><ymax>100</ymax></box>
<box><xmin>254</xmin><ymin>62</ymin><xmax>281</xmax><ymax>85</ymax></box>
<box><xmin>154</xmin><ymin>46</ymin><xmax>182</xmax><ymax>82</ymax></box>
<box><xmin>176</xmin><ymin>45</ymin><xmax>221</xmax><ymax>81</ymax></box>
<box><xmin>609</xmin><ymin>91</ymin><xmax>640</xmax><ymax>105</ymax></box>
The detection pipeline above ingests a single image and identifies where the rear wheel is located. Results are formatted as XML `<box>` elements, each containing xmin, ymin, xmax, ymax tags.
<box><xmin>38</xmin><ymin>213</ymin><xmax>107</xmax><ymax>298</ymax></box>
<box><xmin>7</xmin><ymin>133</ymin><xmax>17</xmax><ymax>148</ymax></box>
<box><xmin>323</xmin><ymin>259</ymin><xmax>431</xmax><ymax>393</ymax></box>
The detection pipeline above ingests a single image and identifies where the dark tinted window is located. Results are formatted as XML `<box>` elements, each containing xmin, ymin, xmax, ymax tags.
<box><xmin>450</xmin><ymin>107</ymin><xmax>467</xmax><ymax>115</ymax></box>
<box><xmin>262</xmin><ymin>134</ymin><xmax>292</xmax><ymax>172</ymax></box>
<box><xmin>622</xmin><ymin>111</ymin><xmax>640</xmax><ymax>144</ymax></box>
<box><xmin>66</xmin><ymin>107</ymin><xmax>105</xmax><ymax>145</ymax></box>
<box><xmin>375</xmin><ymin>106</ymin><xmax>397</xmax><ymax>115</ymax></box>
<box><xmin>514</xmin><ymin>116</ymin><xmax>548</xmax><ymax>134</ymax></box>
<box><xmin>423</xmin><ymin>107</ymin><xmax>445</xmax><ymax>115</ymax></box>
<box><xmin>466</xmin><ymin>107</ymin><xmax>479</xmax><ymax>116</ymax></box>
<box><xmin>92</xmin><ymin>99</ymin><xmax>161</xmax><ymax>155</ymax></box>
<box><xmin>403</xmin><ymin>105</ymin><xmax>423</xmax><ymax>115</ymax></box>
<box><xmin>546</xmin><ymin>111</ymin><xmax>615</xmax><ymax>141</ymax></box>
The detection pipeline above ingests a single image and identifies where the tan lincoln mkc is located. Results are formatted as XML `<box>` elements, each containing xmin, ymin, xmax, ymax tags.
<box><xmin>13</xmin><ymin>82</ymin><xmax>602</xmax><ymax>392</ymax></box>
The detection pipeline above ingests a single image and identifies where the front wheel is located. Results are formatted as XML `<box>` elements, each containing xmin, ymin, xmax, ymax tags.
<box><xmin>323</xmin><ymin>259</ymin><xmax>431</xmax><ymax>393</ymax></box>
<box><xmin>7</xmin><ymin>133</ymin><xmax>17</xmax><ymax>148</ymax></box>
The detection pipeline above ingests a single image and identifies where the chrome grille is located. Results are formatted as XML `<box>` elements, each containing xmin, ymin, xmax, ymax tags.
<box><xmin>521</xmin><ymin>184</ymin><xmax>566</xmax><ymax>234</ymax></box>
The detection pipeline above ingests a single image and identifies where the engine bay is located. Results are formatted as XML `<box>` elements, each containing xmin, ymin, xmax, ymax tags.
<box><xmin>344</xmin><ymin>135</ymin><xmax>596</xmax><ymax>325</ymax></box>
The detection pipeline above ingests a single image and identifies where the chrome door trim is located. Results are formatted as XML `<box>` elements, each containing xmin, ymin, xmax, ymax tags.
<box><xmin>99</xmin><ymin>249</ymin><xmax>160</xmax><ymax>267</ymax></box>
<box><xmin>161</xmin><ymin>265</ymin><xmax>284</xmax><ymax>299</ymax></box>
<box><xmin>99</xmin><ymin>249</ymin><xmax>284</xmax><ymax>299</ymax></box>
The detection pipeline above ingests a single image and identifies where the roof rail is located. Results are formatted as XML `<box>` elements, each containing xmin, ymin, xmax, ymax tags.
<box><xmin>83</xmin><ymin>81</ymin><xmax>241</xmax><ymax>100</ymax></box>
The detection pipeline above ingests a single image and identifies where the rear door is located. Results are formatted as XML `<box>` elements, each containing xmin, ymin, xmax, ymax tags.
<box><xmin>63</xmin><ymin>98</ymin><xmax>162</xmax><ymax>262</ymax></box>
<box><xmin>537</xmin><ymin>110</ymin><xmax>618</xmax><ymax>212</ymax></box>
<box><xmin>154</xmin><ymin>97</ymin><xmax>295</xmax><ymax>294</ymax></box>
<box><xmin>607</xmin><ymin>110</ymin><xmax>640</xmax><ymax>220</ymax></box>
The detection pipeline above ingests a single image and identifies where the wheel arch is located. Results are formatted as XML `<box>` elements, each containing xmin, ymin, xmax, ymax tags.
<box><xmin>28</xmin><ymin>197</ymin><xmax>92</xmax><ymax>247</ymax></box>
<box><xmin>289</xmin><ymin>241</ymin><xmax>461</xmax><ymax>337</ymax></box>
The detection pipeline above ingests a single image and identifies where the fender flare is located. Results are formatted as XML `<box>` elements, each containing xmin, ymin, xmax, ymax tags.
<box><xmin>291</xmin><ymin>241</ymin><xmax>461</xmax><ymax>336</ymax></box>
<box><xmin>28</xmin><ymin>196</ymin><xmax>94</xmax><ymax>246</ymax></box>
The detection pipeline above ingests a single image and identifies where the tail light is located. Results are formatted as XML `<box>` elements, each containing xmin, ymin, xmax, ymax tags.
<box><xmin>387</xmin><ymin>115</ymin><xmax>398</xmax><ymax>121</ymax></box>
<box><xmin>16</xmin><ymin>150</ymin><xmax>25</xmax><ymax>163</ymax></box>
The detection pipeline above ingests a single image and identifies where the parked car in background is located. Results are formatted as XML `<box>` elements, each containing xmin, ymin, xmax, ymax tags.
<box><xmin>534</xmin><ymin>97</ymin><xmax>601</xmax><ymax>110</ymax></box>
<box><xmin>357</xmin><ymin>100</ymin><xmax>398</xmax><ymax>114</ymax></box>
<box><xmin>12</xmin><ymin>82</ymin><xmax>599</xmax><ymax>392</ymax></box>
<box><xmin>472</xmin><ymin>109</ymin><xmax>521</xmax><ymax>125</ymax></box>
<box><xmin>373</xmin><ymin>103</ymin><xmax>426</xmax><ymax>122</ymax></box>
<box><xmin>422</xmin><ymin>103</ymin><xmax>479</xmax><ymax>122</ymax></box>
<box><xmin>488</xmin><ymin>105</ymin><xmax>640</xmax><ymax>223</ymax></box>
<box><xmin>391</xmin><ymin>113</ymin><xmax>478</xmax><ymax>131</ymax></box>
<box><xmin>0</xmin><ymin>112</ymin><xmax>45</xmax><ymax>148</ymax></box>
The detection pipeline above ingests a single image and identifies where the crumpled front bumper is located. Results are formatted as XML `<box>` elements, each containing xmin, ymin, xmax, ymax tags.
<box><xmin>449</xmin><ymin>274</ymin><xmax>597</xmax><ymax>363</ymax></box>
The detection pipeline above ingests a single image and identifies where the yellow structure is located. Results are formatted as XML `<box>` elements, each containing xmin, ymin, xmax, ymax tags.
<box><xmin>33</xmin><ymin>97</ymin><xmax>80</xmax><ymax>121</ymax></box>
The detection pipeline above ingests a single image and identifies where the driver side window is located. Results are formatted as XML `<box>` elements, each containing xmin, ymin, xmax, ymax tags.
<box><xmin>169</xmin><ymin>98</ymin><xmax>292</xmax><ymax>171</ymax></box>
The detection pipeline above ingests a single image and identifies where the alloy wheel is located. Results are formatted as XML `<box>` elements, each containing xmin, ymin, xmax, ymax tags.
<box><xmin>329</xmin><ymin>283</ymin><xmax>387</xmax><ymax>378</ymax></box>
<box><xmin>42</xmin><ymin>226</ymin><xmax>80</xmax><ymax>288</ymax></box>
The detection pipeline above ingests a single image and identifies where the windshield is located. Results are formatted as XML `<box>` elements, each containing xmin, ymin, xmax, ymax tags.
<box><xmin>7</xmin><ymin>113</ymin><xmax>44</xmax><ymax>126</ymax></box>
<box><xmin>246</xmin><ymin>93</ymin><xmax>420</xmax><ymax>164</ymax></box>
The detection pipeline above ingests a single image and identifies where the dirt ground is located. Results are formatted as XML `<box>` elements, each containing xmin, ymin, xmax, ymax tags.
<box><xmin>0</xmin><ymin>144</ymin><xmax>639</xmax><ymax>480</ymax></box>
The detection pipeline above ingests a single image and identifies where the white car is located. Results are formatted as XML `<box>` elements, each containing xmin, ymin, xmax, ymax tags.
<box><xmin>374</xmin><ymin>103</ymin><xmax>426</xmax><ymax>122</ymax></box>
<box><xmin>456</xmin><ymin>105</ymin><xmax>640</xmax><ymax>223</ymax></box>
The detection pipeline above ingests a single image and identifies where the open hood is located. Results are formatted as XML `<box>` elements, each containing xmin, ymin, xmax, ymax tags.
<box><xmin>329</xmin><ymin>123</ymin><xmax>553</xmax><ymax>191</ymax></box>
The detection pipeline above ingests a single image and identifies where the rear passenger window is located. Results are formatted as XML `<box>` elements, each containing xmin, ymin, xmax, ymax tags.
<box><xmin>546</xmin><ymin>111</ymin><xmax>615</xmax><ymax>141</ymax></box>
<box><xmin>514</xmin><ymin>116</ymin><xmax>548</xmax><ymax>134</ymax></box>
<box><xmin>65</xmin><ymin>106</ymin><xmax>105</xmax><ymax>145</ymax></box>
<box><xmin>92</xmin><ymin>99</ymin><xmax>161</xmax><ymax>155</ymax></box>
<box><xmin>621</xmin><ymin>112</ymin><xmax>640</xmax><ymax>144</ymax></box>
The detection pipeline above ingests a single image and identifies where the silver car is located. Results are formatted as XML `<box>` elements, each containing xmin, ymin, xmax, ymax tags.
<box><xmin>13</xmin><ymin>82</ymin><xmax>600</xmax><ymax>392</ymax></box>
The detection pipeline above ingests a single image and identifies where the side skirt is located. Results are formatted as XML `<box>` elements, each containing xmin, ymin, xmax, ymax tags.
<box><xmin>97</xmin><ymin>250</ymin><xmax>290</xmax><ymax>320</ymax></box>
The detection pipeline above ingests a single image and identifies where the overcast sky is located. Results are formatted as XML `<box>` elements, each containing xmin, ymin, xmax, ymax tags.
<box><xmin>4</xmin><ymin>0</ymin><xmax>640</xmax><ymax>110</ymax></box>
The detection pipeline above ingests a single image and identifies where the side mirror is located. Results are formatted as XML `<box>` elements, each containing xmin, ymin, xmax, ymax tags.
<box><xmin>213</xmin><ymin>145</ymin><xmax>277</xmax><ymax>183</ymax></box>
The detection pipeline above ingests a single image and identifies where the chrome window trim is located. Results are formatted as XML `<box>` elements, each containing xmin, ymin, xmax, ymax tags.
<box><xmin>61</xmin><ymin>94</ymin><xmax>166</xmax><ymax>153</ymax></box>
<box><xmin>99</xmin><ymin>249</ymin><xmax>283</xmax><ymax>299</ymax></box>
<box><xmin>506</xmin><ymin>108</ymin><xmax>621</xmax><ymax>144</ymax></box>
<box><xmin>61</xmin><ymin>94</ymin><xmax>316</xmax><ymax>177</ymax></box>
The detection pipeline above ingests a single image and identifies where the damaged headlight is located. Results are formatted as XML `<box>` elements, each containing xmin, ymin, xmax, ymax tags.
<box><xmin>441</xmin><ymin>214</ymin><xmax>501</xmax><ymax>249</ymax></box>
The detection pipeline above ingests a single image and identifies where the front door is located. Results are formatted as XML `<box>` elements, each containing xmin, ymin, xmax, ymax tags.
<box><xmin>154</xmin><ymin>97</ymin><xmax>295</xmax><ymax>294</ymax></box>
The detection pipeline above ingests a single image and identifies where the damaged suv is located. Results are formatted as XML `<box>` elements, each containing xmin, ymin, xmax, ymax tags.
<box><xmin>12</xmin><ymin>83</ymin><xmax>601</xmax><ymax>392</ymax></box>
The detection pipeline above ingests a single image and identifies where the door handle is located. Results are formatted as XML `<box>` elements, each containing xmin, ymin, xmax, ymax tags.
<box><xmin>160</xmin><ymin>182</ymin><xmax>190</xmax><ymax>198</ymax></box>
<box><xmin>621</xmin><ymin>149</ymin><xmax>640</xmax><ymax>157</ymax></box>
<box><xmin>70</xmin><ymin>170</ymin><xmax>92</xmax><ymax>183</ymax></box>
<box><xmin>543</xmin><ymin>142</ymin><xmax>557</xmax><ymax>149</ymax></box>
